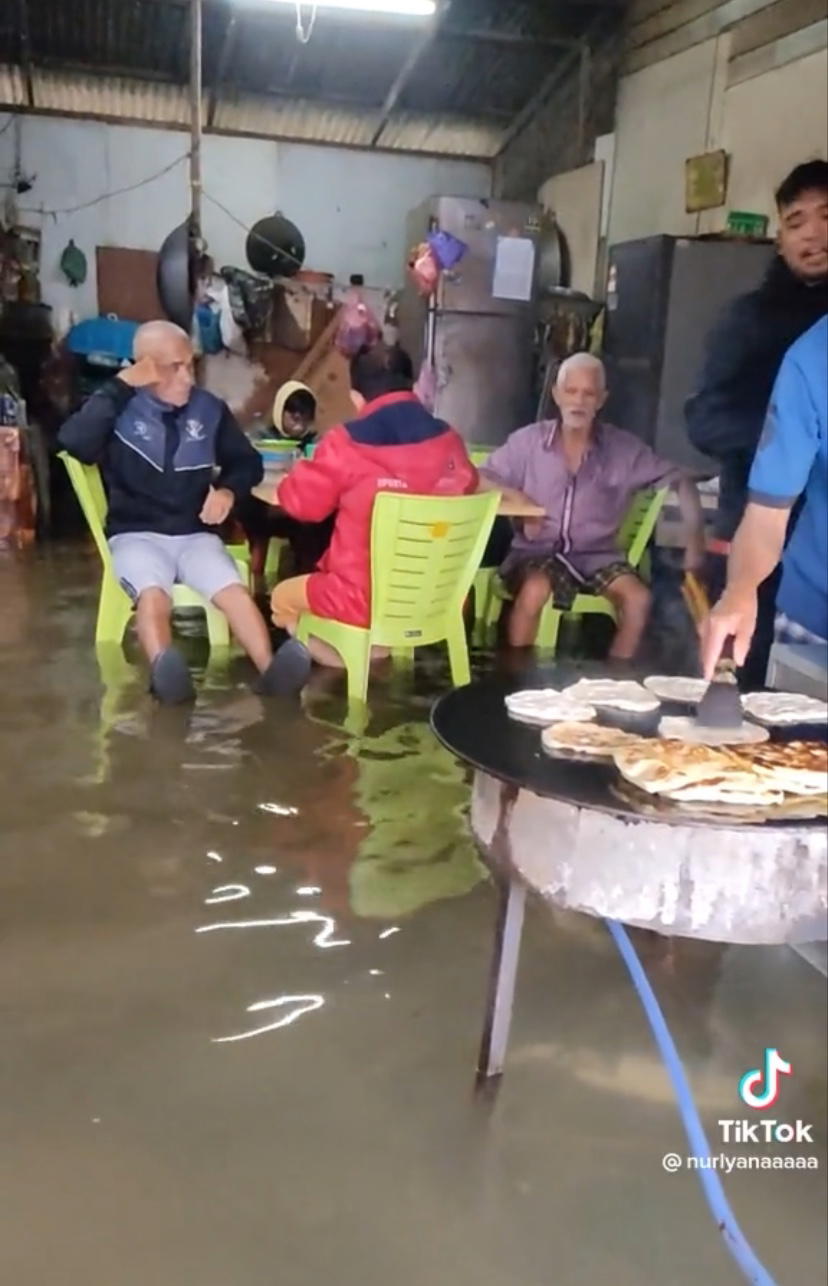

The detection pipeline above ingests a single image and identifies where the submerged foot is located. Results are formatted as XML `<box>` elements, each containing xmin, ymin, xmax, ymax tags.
<box><xmin>254</xmin><ymin>639</ymin><xmax>312</xmax><ymax>697</ymax></box>
<box><xmin>149</xmin><ymin>647</ymin><xmax>196</xmax><ymax>705</ymax></box>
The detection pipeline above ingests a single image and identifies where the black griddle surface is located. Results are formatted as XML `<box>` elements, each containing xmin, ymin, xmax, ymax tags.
<box><xmin>431</xmin><ymin>665</ymin><xmax>827</xmax><ymax>832</ymax></box>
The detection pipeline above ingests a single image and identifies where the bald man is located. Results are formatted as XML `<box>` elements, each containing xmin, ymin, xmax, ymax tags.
<box><xmin>60</xmin><ymin>321</ymin><xmax>290</xmax><ymax>702</ymax></box>
<box><xmin>481</xmin><ymin>353</ymin><xmax>705</xmax><ymax>658</ymax></box>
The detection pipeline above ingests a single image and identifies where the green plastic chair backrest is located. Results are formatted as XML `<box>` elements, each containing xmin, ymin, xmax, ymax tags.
<box><xmin>369</xmin><ymin>490</ymin><xmax>499</xmax><ymax>642</ymax></box>
<box><xmin>620</xmin><ymin>486</ymin><xmax>669</xmax><ymax>568</ymax></box>
<box><xmin>59</xmin><ymin>451</ymin><xmax>112</xmax><ymax>566</ymax></box>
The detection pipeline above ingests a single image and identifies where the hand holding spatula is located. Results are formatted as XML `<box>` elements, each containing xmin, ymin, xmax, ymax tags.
<box><xmin>684</xmin><ymin>573</ymin><xmax>745</xmax><ymax>731</ymax></box>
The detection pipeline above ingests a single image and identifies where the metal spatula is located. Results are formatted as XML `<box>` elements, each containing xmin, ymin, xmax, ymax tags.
<box><xmin>697</xmin><ymin>644</ymin><xmax>744</xmax><ymax>729</ymax></box>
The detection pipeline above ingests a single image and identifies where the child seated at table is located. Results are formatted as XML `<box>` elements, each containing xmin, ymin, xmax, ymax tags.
<box><xmin>267</xmin><ymin>342</ymin><xmax>478</xmax><ymax>690</ymax></box>
<box><xmin>272</xmin><ymin>380</ymin><xmax>318</xmax><ymax>455</ymax></box>
<box><xmin>237</xmin><ymin>380</ymin><xmax>329</xmax><ymax>579</ymax></box>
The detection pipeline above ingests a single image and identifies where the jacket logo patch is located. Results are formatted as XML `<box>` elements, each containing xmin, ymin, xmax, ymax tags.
<box><xmin>133</xmin><ymin>420</ymin><xmax>151</xmax><ymax>440</ymax></box>
<box><xmin>185</xmin><ymin>419</ymin><xmax>206</xmax><ymax>441</ymax></box>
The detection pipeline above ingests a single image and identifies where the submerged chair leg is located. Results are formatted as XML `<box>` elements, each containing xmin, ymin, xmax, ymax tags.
<box><xmin>446</xmin><ymin>618</ymin><xmax>471</xmax><ymax>687</ymax></box>
<box><xmin>536</xmin><ymin>604</ymin><xmax>562</xmax><ymax>653</ymax></box>
<box><xmin>203</xmin><ymin>601</ymin><xmax>231</xmax><ymax>649</ymax></box>
<box><xmin>95</xmin><ymin>572</ymin><xmax>133</xmax><ymax>646</ymax></box>
<box><xmin>345</xmin><ymin>634</ymin><xmax>372</xmax><ymax>704</ymax></box>
<box><xmin>473</xmin><ymin>568</ymin><xmax>496</xmax><ymax>645</ymax></box>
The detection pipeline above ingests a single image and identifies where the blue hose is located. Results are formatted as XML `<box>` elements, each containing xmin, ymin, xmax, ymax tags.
<box><xmin>605</xmin><ymin>918</ymin><xmax>778</xmax><ymax>1286</ymax></box>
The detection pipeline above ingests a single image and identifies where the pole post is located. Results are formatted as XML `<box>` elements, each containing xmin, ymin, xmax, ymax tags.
<box><xmin>189</xmin><ymin>0</ymin><xmax>203</xmax><ymax>240</ymax></box>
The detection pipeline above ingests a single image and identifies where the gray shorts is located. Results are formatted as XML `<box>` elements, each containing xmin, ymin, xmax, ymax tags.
<box><xmin>109</xmin><ymin>531</ymin><xmax>243</xmax><ymax>604</ymax></box>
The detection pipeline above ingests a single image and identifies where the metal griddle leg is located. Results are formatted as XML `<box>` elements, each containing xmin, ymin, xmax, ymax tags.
<box><xmin>477</xmin><ymin>876</ymin><xmax>527</xmax><ymax>1084</ymax></box>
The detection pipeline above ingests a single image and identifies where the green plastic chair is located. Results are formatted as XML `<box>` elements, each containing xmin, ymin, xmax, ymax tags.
<box><xmin>296</xmin><ymin>489</ymin><xmax>500</xmax><ymax>702</ymax></box>
<box><xmin>476</xmin><ymin>486</ymin><xmax>669</xmax><ymax>651</ymax></box>
<box><xmin>59</xmin><ymin>452</ymin><xmax>246</xmax><ymax>649</ymax></box>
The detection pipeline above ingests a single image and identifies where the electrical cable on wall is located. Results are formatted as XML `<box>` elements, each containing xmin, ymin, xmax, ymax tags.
<box><xmin>202</xmin><ymin>188</ymin><xmax>304</xmax><ymax>271</ymax></box>
<box><xmin>19</xmin><ymin>152</ymin><xmax>189</xmax><ymax>219</ymax></box>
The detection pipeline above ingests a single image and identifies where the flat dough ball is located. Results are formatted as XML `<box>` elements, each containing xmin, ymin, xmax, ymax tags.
<box><xmin>505</xmin><ymin>689</ymin><xmax>597</xmax><ymax>727</ymax></box>
<box><xmin>742</xmin><ymin>691</ymin><xmax>828</xmax><ymax>726</ymax></box>
<box><xmin>643</xmin><ymin>675</ymin><xmax>709</xmax><ymax>705</ymax></box>
<box><xmin>564</xmin><ymin>678</ymin><xmax>660</xmax><ymax>713</ymax></box>
<box><xmin>658</xmin><ymin>715</ymin><xmax>769</xmax><ymax>747</ymax></box>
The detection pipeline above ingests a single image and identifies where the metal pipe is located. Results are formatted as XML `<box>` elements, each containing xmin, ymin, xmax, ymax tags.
<box><xmin>189</xmin><ymin>0</ymin><xmax>203</xmax><ymax>239</ymax></box>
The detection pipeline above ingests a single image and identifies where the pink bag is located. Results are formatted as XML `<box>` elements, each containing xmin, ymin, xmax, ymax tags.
<box><xmin>335</xmin><ymin>288</ymin><xmax>381</xmax><ymax>357</ymax></box>
<box><xmin>408</xmin><ymin>243</ymin><xmax>440</xmax><ymax>296</ymax></box>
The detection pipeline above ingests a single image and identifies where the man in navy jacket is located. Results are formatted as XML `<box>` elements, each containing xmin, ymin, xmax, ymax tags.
<box><xmin>60</xmin><ymin>320</ymin><xmax>290</xmax><ymax>702</ymax></box>
<box><xmin>686</xmin><ymin>160</ymin><xmax>828</xmax><ymax>685</ymax></box>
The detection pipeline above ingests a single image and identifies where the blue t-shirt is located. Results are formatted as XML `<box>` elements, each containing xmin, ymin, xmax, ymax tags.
<box><xmin>749</xmin><ymin>316</ymin><xmax>828</xmax><ymax>640</ymax></box>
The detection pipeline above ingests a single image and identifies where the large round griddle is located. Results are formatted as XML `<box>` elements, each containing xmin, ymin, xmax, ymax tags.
<box><xmin>431</xmin><ymin>666</ymin><xmax>827</xmax><ymax>832</ymax></box>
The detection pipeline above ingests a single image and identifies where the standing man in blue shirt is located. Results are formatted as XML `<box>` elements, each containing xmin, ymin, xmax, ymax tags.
<box><xmin>703</xmin><ymin>316</ymin><xmax>828</xmax><ymax>676</ymax></box>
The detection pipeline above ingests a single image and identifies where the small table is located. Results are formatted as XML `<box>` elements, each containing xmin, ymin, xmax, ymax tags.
<box><xmin>431</xmin><ymin>668</ymin><xmax>828</xmax><ymax>1082</ymax></box>
<box><xmin>251</xmin><ymin>470</ymin><xmax>545</xmax><ymax>519</ymax></box>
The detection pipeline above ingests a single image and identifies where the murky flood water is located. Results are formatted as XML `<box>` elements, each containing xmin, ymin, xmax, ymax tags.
<box><xmin>1</xmin><ymin>545</ymin><xmax>825</xmax><ymax>1286</ymax></box>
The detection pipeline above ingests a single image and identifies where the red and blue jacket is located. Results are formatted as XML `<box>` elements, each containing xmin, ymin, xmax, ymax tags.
<box><xmin>277</xmin><ymin>391</ymin><xmax>478</xmax><ymax>627</ymax></box>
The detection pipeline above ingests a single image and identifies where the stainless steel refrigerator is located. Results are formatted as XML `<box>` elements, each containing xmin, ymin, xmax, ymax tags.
<box><xmin>398</xmin><ymin>196</ymin><xmax>543</xmax><ymax>447</ymax></box>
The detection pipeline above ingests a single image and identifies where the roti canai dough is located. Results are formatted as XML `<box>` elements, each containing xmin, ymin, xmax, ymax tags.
<box><xmin>505</xmin><ymin>689</ymin><xmax>597</xmax><ymax>727</ymax></box>
<box><xmin>658</xmin><ymin>715</ymin><xmax>769</xmax><ymax>747</ymax></box>
<box><xmin>564</xmin><ymin>678</ymin><xmax>660</xmax><ymax>714</ymax></box>
<box><xmin>741</xmin><ymin>691</ymin><xmax>828</xmax><ymax>726</ymax></box>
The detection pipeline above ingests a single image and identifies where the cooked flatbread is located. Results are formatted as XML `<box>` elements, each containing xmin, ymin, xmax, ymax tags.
<box><xmin>664</xmin><ymin>780</ymin><xmax>783</xmax><ymax>806</ymax></box>
<box><xmin>542</xmin><ymin>722</ymin><xmax>644</xmax><ymax>759</ymax></box>
<box><xmin>732</xmin><ymin>740</ymin><xmax>828</xmax><ymax>796</ymax></box>
<box><xmin>644</xmin><ymin>676</ymin><xmax>711</xmax><ymax>706</ymax></box>
<box><xmin>612</xmin><ymin>777</ymin><xmax>827</xmax><ymax>823</ymax></box>
<box><xmin>658</xmin><ymin>715</ymin><xmax>769</xmax><ymax>747</ymax></box>
<box><xmin>612</xmin><ymin>740</ymin><xmax>779</xmax><ymax>804</ymax></box>
<box><xmin>563</xmin><ymin>679</ymin><xmax>660</xmax><ymax>714</ymax></box>
<box><xmin>505</xmin><ymin>689</ymin><xmax>597</xmax><ymax>727</ymax></box>
<box><xmin>742</xmin><ymin>691</ymin><xmax>828</xmax><ymax>726</ymax></box>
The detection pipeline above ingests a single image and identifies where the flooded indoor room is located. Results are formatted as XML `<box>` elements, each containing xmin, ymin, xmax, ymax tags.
<box><xmin>0</xmin><ymin>1</ymin><xmax>826</xmax><ymax>1283</ymax></box>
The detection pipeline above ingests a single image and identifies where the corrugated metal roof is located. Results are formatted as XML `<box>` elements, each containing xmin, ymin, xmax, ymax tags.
<box><xmin>32</xmin><ymin>70</ymin><xmax>189</xmax><ymax>125</ymax></box>
<box><xmin>376</xmin><ymin>113</ymin><xmax>504</xmax><ymax>158</ymax></box>
<box><xmin>0</xmin><ymin>65</ymin><xmax>26</xmax><ymax>110</ymax></box>
<box><xmin>0</xmin><ymin>0</ymin><xmax>625</xmax><ymax>158</ymax></box>
<box><xmin>215</xmin><ymin>92</ymin><xmax>378</xmax><ymax>149</ymax></box>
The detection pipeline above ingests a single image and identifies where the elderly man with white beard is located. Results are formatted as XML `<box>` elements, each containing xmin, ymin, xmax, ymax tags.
<box><xmin>480</xmin><ymin>353</ymin><xmax>705</xmax><ymax>659</ymax></box>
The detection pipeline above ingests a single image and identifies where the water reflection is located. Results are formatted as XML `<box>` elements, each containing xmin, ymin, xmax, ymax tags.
<box><xmin>213</xmin><ymin>994</ymin><xmax>325</xmax><ymax>1044</ymax></box>
<box><xmin>205</xmin><ymin>884</ymin><xmax>251</xmax><ymax>904</ymax></box>
<box><xmin>196</xmin><ymin>910</ymin><xmax>352</xmax><ymax>949</ymax></box>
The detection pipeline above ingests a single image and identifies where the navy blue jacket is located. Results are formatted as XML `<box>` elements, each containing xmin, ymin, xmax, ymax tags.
<box><xmin>59</xmin><ymin>379</ymin><xmax>263</xmax><ymax>536</ymax></box>
<box><xmin>685</xmin><ymin>259</ymin><xmax>827</xmax><ymax>540</ymax></box>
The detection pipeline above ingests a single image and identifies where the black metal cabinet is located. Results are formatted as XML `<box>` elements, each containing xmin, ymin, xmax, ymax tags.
<box><xmin>602</xmin><ymin>236</ymin><xmax>774</xmax><ymax>472</ymax></box>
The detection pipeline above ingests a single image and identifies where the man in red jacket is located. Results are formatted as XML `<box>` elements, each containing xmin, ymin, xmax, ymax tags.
<box><xmin>267</xmin><ymin>343</ymin><xmax>478</xmax><ymax>689</ymax></box>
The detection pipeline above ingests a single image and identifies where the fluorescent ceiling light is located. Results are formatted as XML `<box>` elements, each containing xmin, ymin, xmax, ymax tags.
<box><xmin>261</xmin><ymin>0</ymin><xmax>436</xmax><ymax>15</ymax></box>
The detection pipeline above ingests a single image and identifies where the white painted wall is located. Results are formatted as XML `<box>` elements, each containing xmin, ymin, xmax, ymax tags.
<box><xmin>608</xmin><ymin>36</ymin><xmax>827</xmax><ymax>246</ymax></box>
<box><xmin>722</xmin><ymin>48</ymin><xmax>828</xmax><ymax>222</ymax></box>
<box><xmin>0</xmin><ymin>113</ymin><xmax>491</xmax><ymax>322</ymax></box>
<box><xmin>608</xmin><ymin>37</ymin><xmax>724</xmax><ymax>244</ymax></box>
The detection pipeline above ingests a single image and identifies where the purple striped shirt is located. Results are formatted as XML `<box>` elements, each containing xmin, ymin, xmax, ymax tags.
<box><xmin>482</xmin><ymin>419</ymin><xmax>680</xmax><ymax>578</ymax></box>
